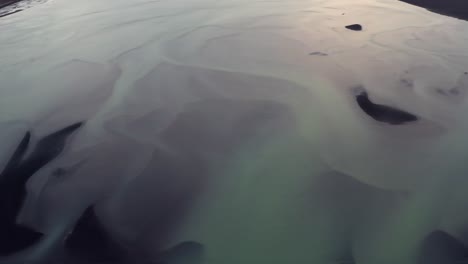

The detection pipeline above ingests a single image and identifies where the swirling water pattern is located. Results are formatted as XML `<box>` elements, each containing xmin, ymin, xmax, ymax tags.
<box><xmin>1</xmin><ymin>0</ymin><xmax>468</xmax><ymax>263</ymax></box>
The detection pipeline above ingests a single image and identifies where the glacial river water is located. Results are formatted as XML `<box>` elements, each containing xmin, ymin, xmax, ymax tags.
<box><xmin>1</xmin><ymin>0</ymin><xmax>468</xmax><ymax>263</ymax></box>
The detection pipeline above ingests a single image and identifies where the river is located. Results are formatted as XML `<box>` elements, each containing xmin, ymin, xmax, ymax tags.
<box><xmin>1</xmin><ymin>0</ymin><xmax>468</xmax><ymax>263</ymax></box>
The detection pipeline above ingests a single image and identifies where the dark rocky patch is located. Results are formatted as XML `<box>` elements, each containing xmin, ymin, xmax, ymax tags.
<box><xmin>0</xmin><ymin>132</ymin><xmax>43</xmax><ymax>256</ymax></box>
<box><xmin>0</xmin><ymin>0</ymin><xmax>18</xmax><ymax>9</ymax></box>
<box><xmin>399</xmin><ymin>0</ymin><xmax>468</xmax><ymax>21</ymax></box>
<box><xmin>309</xmin><ymin>51</ymin><xmax>328</xmax><ymax>56</ymax></box>
<box><xmin>0</xmin><ymin>222</ymin><xmax>43</xmax><ymax>256</ymax></box>
<box><xmin>0</xmin><ymin>131</ymin><xmax>31</xmax><ymax>184</ymax></box>
<box><xmin>26</xmin><ymin>122</ymin><xmax>83</xmax><ymax>171</ymax></box>
<box><xmin>64</xmin><ymin>204</ymin><xmax>203</xmax><ymax>264</ymax></box>
<box><xmin>65</xmin><ymin>206</ymin><xmax>127</xmax><ymax>262</ymax></box>
<box><xmin>0</xmin><ymin>122</ymin><xmax>83</xmax><ymax>256</ymax></box>
<box><xmin>0</xmin><ymin>132</ymin><xmax>31</xmax><ymax>218</ymax></box>
<box><xmin>0</xmin><ymin>0</ymin><xmax>48</xmax><ymax>18</ymax></box>
<box><xmin>354</xmin><ymin>89</ymin><xmax>418</xmax><ymax>125</ymax></box>
<box><xmin>345</xmin><ymin>24</ymin><xmax>363</xmax><ymax>31</ymax></box>
<box><xmin>418</xmin><ymin>230</ymin><xmax>468</xmax><ymax>264</ymax></box>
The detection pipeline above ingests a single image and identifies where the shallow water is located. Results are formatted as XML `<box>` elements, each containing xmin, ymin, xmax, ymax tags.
<box><xmin>1</xmin><ymin>0</ymin><xmax>468</xmax><ymax>263</ymax></box>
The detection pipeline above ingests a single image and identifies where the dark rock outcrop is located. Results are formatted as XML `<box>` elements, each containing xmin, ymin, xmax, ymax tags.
<box><xmin>355</xmin><ymin>89</ymin><xmax>418</xmax><ymax>125</ymax></box>
<box><xmin>65</xmin><ymin>206</ymin><xmax>127</xmax><ymax>262</ymax></box>
<box><xmin>309</xmin><ymin>52</ymin><xmax>328</xmax><ymax>56</ymax></box>
<box><xmin>0</xmin><ymin>0</ymin><xmax>18</xmax><ymax>9</ymax></box>
<box><xmin>0</xmin><ymin>132</ymin><xmax>42</xmax><ymax>256</ymax></box>
<box><xmin>399</xmin><ymin>0</ymin><xmax>468</xmax><ymax>21</ymax></box>
<box><xmin>0</xmin><ymin>122</ymin><xmax>83</xmax><ymax>256</ymax></box>
<box><xmin>345</xmin><ymin>24</ymin><xmax>363</xmax><ymax>31</ymax></box>
<box><xmin>418</xmin><ymin>230</ymin><xmax>468</xmax><ymax>264</ymax></box>
<box><xmin>65</xmin><ymin>205</ymin><xmax>205</xmax><ymax>264</ymax></box>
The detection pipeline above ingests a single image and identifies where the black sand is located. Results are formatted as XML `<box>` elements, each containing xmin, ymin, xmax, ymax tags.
<box><xmin>345</xmin><ymin>24</ymin><xmax>363</xmax><ymax>31</ymax></box>
<box><xmin>418</xmin><ymin>230</ymin><xmax>468</xmax><ymax>264</ymax></box>
<box><xmin>65</xmin><ymin>206</ymin><xmax>127</xmax><ymax>262</ymax></box>
<box><xmin>399</xmin><ymin>0</ymin><xmax>468</xmax><ymax>21</ymax></box>
<box><xmin>355</xmin><ymin>90</ymin><xmax>418</xmax><ymax>125</ymax></box>
<box><xmin>0</xmin><ymin>122</ymin><xmax>83</xmax><ymax>256</ymax></box>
